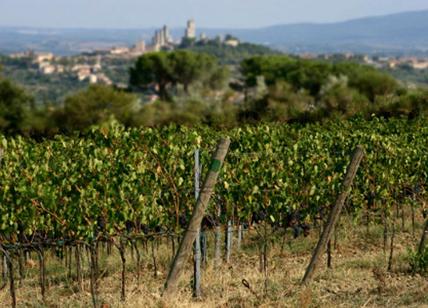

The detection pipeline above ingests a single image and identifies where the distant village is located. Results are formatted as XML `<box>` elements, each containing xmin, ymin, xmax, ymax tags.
<box><xmin>8</xmin><ymin>20</ymin><xmax>241</xmax><ymax>86</ymax></box>
<box><xmin>316</xmin><ymin>53</ymin><xmax>428</xmax><ymax>70</ymax></box>
<box><xmin>7</xmin><ymin>19</ymin><xmax>428</xmax><ymax>87</ymax></box>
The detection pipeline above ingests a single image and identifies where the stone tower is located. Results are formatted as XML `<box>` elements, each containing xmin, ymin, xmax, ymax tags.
<box><xmin>162</xmin><ymin>25</ymin><xmax>172</xmax><ymax>44</ymax></box>
<box><xmin>134</xmin><ymin>40</ymin><xmax>146</xmax><ymax>53</ymax></box>
<box><xmin>185</xmin><ymin>19</ymin><xmax>196</xmax><ymax>39</ymax></box>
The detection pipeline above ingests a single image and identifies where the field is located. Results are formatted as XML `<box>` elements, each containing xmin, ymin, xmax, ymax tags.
<box><xmin>0</xmin><ymin>218</ymin><xmax>427</xmax><ymax>307</ymax></box>
<box><xmin>0</xmin><ymin>117</ymin><xmax>427</xmax><ymax>307</ymax></box>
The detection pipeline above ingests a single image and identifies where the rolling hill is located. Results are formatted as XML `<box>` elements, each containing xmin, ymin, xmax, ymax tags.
<box><xmin>0</xmin><ymin>10</ymin><xmax>427</xmax><ymax>55</ymax></box>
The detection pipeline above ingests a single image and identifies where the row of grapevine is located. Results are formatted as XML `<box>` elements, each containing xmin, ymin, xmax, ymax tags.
<box><xmin>0</xmin><ymin>117</ymin><xmax>426</xmax><ymax>244</ymax></box>
<box><xmin>0</xmin><ymin>117</ymin><xmax>427</xmax><ymax>306</ymax></box>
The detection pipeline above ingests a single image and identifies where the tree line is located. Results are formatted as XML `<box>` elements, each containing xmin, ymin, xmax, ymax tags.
<box><xmin>0</xmin><ymin>51</ymin><xmax>427</xmax><ymax>137</ymax></box>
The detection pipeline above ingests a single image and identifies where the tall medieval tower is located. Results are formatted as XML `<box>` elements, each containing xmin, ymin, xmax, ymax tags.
<box><xmin>185</xmin><ymin>19</ymin><xmax>196</xmax><ymax>39</ymax></box>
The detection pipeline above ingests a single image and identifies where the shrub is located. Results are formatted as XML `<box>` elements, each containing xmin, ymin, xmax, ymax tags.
<box><xmin>408</xmin><ymin>247</ymin><xmax>428</xmax><ymax>275</ymax></box>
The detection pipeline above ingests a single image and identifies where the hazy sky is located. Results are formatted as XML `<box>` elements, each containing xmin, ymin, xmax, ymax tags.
<box><xmin>1</xmin><ymin>0</ymin><xmax>428</xmax><ymax>29</ymax></box>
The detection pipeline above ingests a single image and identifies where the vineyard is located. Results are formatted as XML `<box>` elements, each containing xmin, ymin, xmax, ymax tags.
<box><xmin>0</xmin><ymin>117</ymin><xmax>427</xmax><ymax>307</ymax></box>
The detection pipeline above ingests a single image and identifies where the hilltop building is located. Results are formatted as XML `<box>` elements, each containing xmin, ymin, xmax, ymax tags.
<box><xmin>38</xmin><ymin>62</ymin><xmax>56</xmax><ymax>75</ymax></box>
<box><xmin>110</xmin><ymin>46</ymin><xmax>130</xmax><ymax>55</ymax></box>
<box><xmin>130</xmin><ymin>40</ymin><xmax>146</xmax><ymax>56</ymax></box>
<box><xmin>104</xmin><ymin>18</ymin><xmax>246</xmax><ymax>57</ymax></box>
<box><xmin>93</xmin><ymin>55</ymin><xmax>102</xmax><ymax>71</ymax></box>
<box><xmin>151</xmin><ymin>25</ymin><xmax>174</xmax><ymax>51</ymax></box>
<box><xmin>134</xmin><ymin>40</ymin><xmax>146</xmax><ymax>52</ymax></box>
<box><xmin>199</xmin><ymin>32</ymin><xmax>208</xmax><ymax>43</ymax></box>
<box><xmin>224</xmin><ymin>38</ymin><xmax>240</xmax><ymax>47</ymax></box>
<box><xmin>408</xmin><ymin>58</ymin><xmax>428</xmax><ymax>69</ymax></box>
<box><xmin>185</xmin><ymin>19</ymin><xmax>196</xmax><ymax>39</ymax></box>
<box><xmin>33</xmin><ymin>52</ymin><xmax>54</xmax><ymax>64</ymax></box>
<box><xmin>10</xmin><ymin>50</ymin><xmax>36</xmax><ymax>59</ymax></box>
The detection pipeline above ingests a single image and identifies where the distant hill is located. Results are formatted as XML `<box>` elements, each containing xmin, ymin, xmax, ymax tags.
<box><xmin>0</xmin><ymin>27</ymin><xmax>156</xmax><ymax>55</ymax></box>
<box><xmin>0</xmin><ymin>10</ymin><xmax>427</xmax><ymax>55</ymax></box>
<box><xmin>223</xmin><ymin>10</ymin><xmax>428</xmax><ymax>54</ymax></box>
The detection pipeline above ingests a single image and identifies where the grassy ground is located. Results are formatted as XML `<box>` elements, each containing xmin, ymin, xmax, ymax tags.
<box><xmin>0</xmin><ymin>217</ymin><xmax>427</xmax><ymax>308</ymax></box>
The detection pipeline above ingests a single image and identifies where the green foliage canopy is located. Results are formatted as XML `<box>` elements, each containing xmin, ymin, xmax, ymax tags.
<box><xmin>56</xmin><ymin>84</ymin><xmax>139</xmax><ymax>132</ymax></box>
<box><xmin>129</xmin><ymin>50</ymin><xmax>228</xmax><ymax>100</ymax></box>
<box><xmin>0</xmin><ymin>118</ymin><xmax>426</xmax><ymax>242</ymax></box>
<box><xmin>241</xmin><ymin>56</ymin><xmax>400</xmax><ymax>101</ymax></box>
<box><xmin>0</xmin><ymin>77</ymin><xmax>34</xmax><ymax>134</ymax></box>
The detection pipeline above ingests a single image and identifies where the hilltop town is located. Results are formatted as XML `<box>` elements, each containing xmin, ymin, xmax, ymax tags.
<box><xmin>0</xmin><ymin>18</ymin><xmax>427</xmax><ymax>104</ymax></box>
<box><xmin>7</xmin><ymin>20</ymin><xmax>242</xmax><ymax>86</ymax></box>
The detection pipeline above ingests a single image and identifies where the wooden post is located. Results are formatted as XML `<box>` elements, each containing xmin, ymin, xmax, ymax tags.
<box><xmin>214</xmin><ymin>225</ymin><xmax>222</xmax><ymax>268</ymax></box>
<box><xmin>163</xmin><ymin>138</ymin><xmax>230</xmax><ymax>298</ymax></box>
<box><xmin>37</xmin><ymin>248</ymin><xmax>46</xmax><ymax>302</ymax></box>
<box><xmin>225</xmin><ymin>220</ymin><xmax>233</xmax><ymax>263</ymax></box>
<box><xmin>388</xmin><ymin>213</ymin><xmax>396</xmax><ymax>272</ymax></box>
<box><xmin>89</xmin><ymin>244</ymin><xmax>98</xmax><ymax>308</ymax></box>
<box><xmin>7</xmin><ymin>253</ymin><xmax>16</xmax><ymax>308</ymax></box>
<box><xmin>418</xmin><ymin>219</ymin><xmax>428</xmax><ymax>254</ymax></box>
<box><xmin>0</xmin><ymin>245</ymin><xmax>15</xmax><ymax>308</ymax></box>
<box><xmin>201</xmin><ymin>231</ymin><xmax>207</xmax><ymax>266</ymax></box>
<box><xmin>237</xmin><ymin>224</ymin><xmax>243</xmax><ymax>250</ymax></box>
<box><xmin>2</xmin><ymin>254</ymin><xmax>8</xmax><ymax>283</ymax></box>
<box><xmin>119</xmin><ymin>239</ymin><xmax>126</xmax><ymax>301</ymax></box>
<box><xmin>302</xmin><ymin>146</ymin><xmax>364</xmax><ymax>285</ymax></box>
<box><xmin>327</xmin><ymin>240</ymin><xmax>332</xmax><ymax>269</ymax></box>
<box><xmin>214</xmin><ymin>203</ymin><xmax>222</xmax><ymax>268</ymax></box>
<box><xmin>193</xmin><ymin>150</ymin><xmax>202</xmax><ymax>298</ymax></box>
<box><xmin>75</xmin><ymin>245</ymin><xmax>83</xmax><ymax>292</ymax></box>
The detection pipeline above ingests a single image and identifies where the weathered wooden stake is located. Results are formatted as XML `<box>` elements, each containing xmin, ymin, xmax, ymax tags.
<box><xmin>75</xmin><ymin>245</ymin><xmax>83</xmax><ymax>292</ymax></box>
<box><xmin>119</xmin><ymin>239</ymin><xmax>126</xmax><ymax>301</ymax></box>
<box><xmin>411</xmin><ymin>202</ymin><xmax>416</xmax><ymax>237</ymax></box>
<box><xmin>7</xmin><ymin>254</ymin><xmax>16</xmax><ymax>308</ymax></box>
<box><xmin>382</xmin><ymin>204</ymin><xmax>388</xmax><ymax>254</ymax></box>
<box><xmin>214</xmin><ymin>203</ymin><xmax>222</xmax><ymax>268</ymax></box>
<box><xmin>418</xmin><ymin>219</ymin><xmax>428</xmax><ymax>254</ymax></box>
<box><xmin>89</xmin><ymin>245</ymin><xmax>98</xmax><ymax>308</ymax></box>
<box><xmin>237</xmin><ymin>224</ymin><xmax>242</xmax><ymax>250</ymax></box>
<box><xmin>201</xmin><ymin>231</ymin><xmax>207</xmax><ymax>266</ymax></box>
<box><xmin>37</xmin><ymin>248</ymin><xmax>46</xmax><ymax>302</ymax></box>
<box><xmin>193</xmin><ymin>149</ymin><xmax>202</xmax><ymax>298</ymax></box>
<box><xmin>388</xmin><ymin>213</ymin><xmax>396</xmax><ymax>272</ymax></box>
<box><xmin>0</xmin><ymin>247</ymin><xmax>16</xmax><ymax>308</ymax></box>
<box><xmin>214</xmin><ymin>225</ymin><xmax>222</xmax><ymax>268</ymax></box>
<box><xmin>151</xmin><ymin>241</ymin><xmax>158</xmax><ymax>278</ymax></box>
<box><xmin>2</xmin><ymin>254</ymin><xmax>8</xmax><ymax>282</ymax></box>
<box><xmin>133</xmin><ymin>240</ymin><xmax>141</xmax><ymax>285</ymax></box>
<box><xmin>302</xmin><ymin>146</ymin><xmax>364</xmax><ymax>285</ymax></box>
<box><xmin>327</xmin><ymin>240</ymin><xmax>332</xmax><ymax>269</ymax></box>
<box><xmin>225</xmin><ymin>220</ymin><xmax>233</xmax><ymax>263</ymax></box>
<box><xmin>163</xmin><ymin>138</ymin><xmax>230</xmax><ymax>298</ymax></box>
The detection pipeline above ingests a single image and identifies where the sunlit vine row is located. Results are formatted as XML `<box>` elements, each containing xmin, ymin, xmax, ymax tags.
<box><xmin>0</xmin><ymin>117</ymin><xmax>426</xmax><ymax>244</ymax></box>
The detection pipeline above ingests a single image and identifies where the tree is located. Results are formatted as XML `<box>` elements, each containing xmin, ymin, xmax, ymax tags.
<box><xmin>0</xmin><ymin>77</ymin><xmax>34</xmax><ymax>134</ymax></box>
<box><xmin>170</xmin><ymin>51</ymin><xmax>217</xmax><ymax>93</ymax></box>
<box><xmin>241</xmin><ymin>55</ymin><xmax>400</xmax><ymax>105</ymax></box>
<box><xmin>56</xmin><ymin>84</ymin><xmax>139</xmax><ymax>132</ymax></box>
<box><xmin>241</xmin><ymin>55</ymin><xmax>299</xmax><ymax>88</ymax></box>
<box><xmin>351</xmin><ymin>70</ymin><xmax>399</xmax><ymax>102</ymax></box>
<box><xmin>263</xmin><ymin>81</ymin><xmax>314</xmax><ymax>122</ymax></box>
<box><xmin>319</xmin><ymin>75</ymin><xmax>369</xmax><ymax>117</ymax></box>
<box><xmin>207</xmin><ymin>66</ymin><xmax>230</xmax><ymax>90</ymax></box>
<box><xmin>187</xmin><ymin>42</ymin><xmax>278</xmax><ymax>65</ymax></box>
<box><xmin>333</xmin><ymin>62</ymin><xmax>399</xmax><ymax>102</ymax></box>
<box><xmin>130</xmin><ymin>52</ymin><xmax>173</xmax><ymax>100</ymax></box>
<box><xmin>129</xmin><ymin>51</ymin><xmax>227</xmax><ymax>100</ymax></box>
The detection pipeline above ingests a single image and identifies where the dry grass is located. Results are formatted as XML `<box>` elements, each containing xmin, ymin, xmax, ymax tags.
<box><xmin>1</xmin><ymin>219</ymin><xmax>428</xmax><ymax>308</ymax></box>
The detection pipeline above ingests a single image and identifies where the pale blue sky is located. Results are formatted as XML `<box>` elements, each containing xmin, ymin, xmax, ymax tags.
<box><xmin>1</xmin><ymin>0</ymin><xmax>427</xmax><ymax>28</ymax></box>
